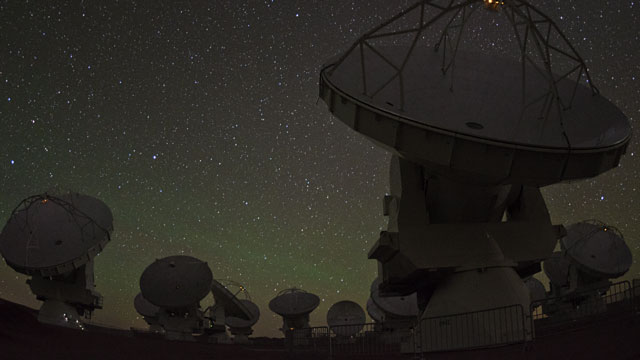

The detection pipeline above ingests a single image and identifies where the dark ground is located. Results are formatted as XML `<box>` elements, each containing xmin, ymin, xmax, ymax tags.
<box><xmin>2</xmin><ymin>298</ymin><xmax>640</xmax><ymax>360</ymax></box>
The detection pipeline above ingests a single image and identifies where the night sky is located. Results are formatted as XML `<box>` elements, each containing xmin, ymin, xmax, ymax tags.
<box><xmin>0</xmin><ymin>1</ymin><xmax>638</xmax><ymax>338</ymax></box>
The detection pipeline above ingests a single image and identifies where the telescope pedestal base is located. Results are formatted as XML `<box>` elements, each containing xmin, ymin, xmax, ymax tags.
<box><xmin>423</xmin><ymin>267</ymin><xmax>529</xmax><ymax>318</ymax></box>
<box><xmin>38</xmin><ymin>299</ymin><xmax>85</xmax><ymax>329</ymax></box>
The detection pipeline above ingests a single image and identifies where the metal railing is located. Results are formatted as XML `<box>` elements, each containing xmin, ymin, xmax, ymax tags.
<box><xmin>289</xmin><ymin>306</ymin><xmax>525</xmax><ymax>355</ymax></box>
<box><xmin>329</xmin><ymin>323</ymin><xmax>403</xmax><ymax>356</ymax></box>
<box><xmin>287</xmin><ymin>326</ymin><xmax>330</xmax><ymax>353</ymax></box>
<box><xmin>417</xmin><ymin>303</ymin><xmax>526</xmax><ymax>352</ymax></box>
<box><xmin>289</xmin><ymin>323</ymin><xmax>403</xmax><ymax>356</ymax></box>
<box><xmin>633</xmin><ymin>279</ymin><xmax>640</xmax><ymax>312</ymax></box>
<box><xmin>286</xmin><ymin>278</ymin><xmax>640</xmax><ymax>357</ymax></box>
<box><xmin>530</xmin><ymin>280</ymin><xmax>634</xmax><ymax>337</ymax></box>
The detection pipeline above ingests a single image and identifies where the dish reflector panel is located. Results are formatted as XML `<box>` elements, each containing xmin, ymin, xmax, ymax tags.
<box><xmin>561</xmin><ymin>220</ymin><xmax>632</xmax><ymax>278</ymax></box>
<box><xmin>225</xmin><ymin>299</ymin><xmax>260</xmax><ymax>328</ymax></box>
<box><xmin>0</xmin><ymin>193</ymin><xmax>113</xmax><ymax>276</ymax></box>
<box><xmin>370</xmin><ymin>278</ymin><xmax>419</xmax><ymax>318</ymax></box>
<box><xmin>327</xmin><ymin>300</ymin><xmax>365</xmax><ymax>336</ymax></box>
<box><xmin>268</xmin><ymin>288</ymin><xmax>320</xmax><ymax>317</ymax></box>
<box><xmin>134</xmin><ymin>293</ymin><xmax>160</xmax><ymax>317</ymax></box>
<box><xmin>211</xmin><ymin>279</ymin><xmax>252</xmax><ymax>320</ymax></box>
<box><xmin>140</xmin><ymin>255</ymin><xmax>212</xmax><ymax>308</ymax></box>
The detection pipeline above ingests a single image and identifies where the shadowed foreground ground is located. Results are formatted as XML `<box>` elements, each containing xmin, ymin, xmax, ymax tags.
<box><xmin>2</xmin><ymin>298</ymin><xmax>640</xmax><ymax>360</ymax></box>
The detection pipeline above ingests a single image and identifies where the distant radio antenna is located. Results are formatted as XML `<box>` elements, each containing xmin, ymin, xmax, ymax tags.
<box><xmin>369</xmin><ymin>277</ymin><xmax>419</xmax><ymax>336</ymax></box>
<box><xmin>327</xmin><ymin>300</ymin><xmax>366</xmax><ymax>337</ymax></box>
<box><xmin>209</xmin><ymin>279</ymin><xmax>256</xmax><ymax>344</ymax></box>
<box><xmin>134</xmin><ymin>292</ymin><xmax>163</xmax><ymax>333</ymax></box>
<box><xmin>225</xmin><ymin>299</ymin><xmax>260</xmax><ymax>344</ymax></box>
<box><xmin>0</xmin><ymin>192</ymin><xmax>113</xmax><ymax>329</ymax></box>
<box><xmin>545</xmin><ymin>220</ymin><xmax>632</xmax><ymax>298</ymax></box>
<box><xmin>139</xmin><ymin>255</ymin><xmax>212</xmax><ymax>341</ymax></box>
<box><xmin>269</xmin><ymin>288</ymin><xmax>320</xmax><ymax>335</ymax></box>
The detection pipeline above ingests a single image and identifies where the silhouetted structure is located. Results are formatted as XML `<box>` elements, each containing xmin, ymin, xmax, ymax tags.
<box><xmin>0</xmin><ymin>193</ymin><xmax>113</xmax><ymax>328</ymax></box>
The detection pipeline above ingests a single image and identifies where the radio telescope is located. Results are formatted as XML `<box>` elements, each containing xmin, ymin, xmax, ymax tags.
<box><xmin>209</xmin><ymin>279</ymin><xmax>253</xmax><ymax>343</ymax></box>
<box><xmin>319</xmin><ymin>0</ymin><xmax>630</xmax><ymax>325</ymax></box>
<box><xmin>370</xmin><ymin>277</ymin><xmax>419</xmax><ymax>330</ymax></box>
<box><xmin>545</xmin><ymin>220</ymin><xmax>632</xmax><ymax>299</ymax></box>
<box><xmin>139</xmin><ymin>255</ymin><xmax>212</xmax><ymax>341</ymax></box>
<box><xmin>269</xmin><ymin>288</ymin><xmax>320</xmax><ymax>334</ymax></box>
<box><xmin>327</xmin><ymin>300</ymin><xmax>366</xmax><ymax>337</ymax></box>
<box><xmin>134</xmin><ymin>293</ymin><xmax>163</xmax><ymax>333</ymax></box>
<box><xmin>366</xmin><ymin>298</ymin><xmax>385</xmax><ymax>325</ymax></box>
<box><xmin>562</xmin><ymin>220</ymin><xmax>632</xmax><ymax>280</ymax></box>
<box><xmin>225</xmin><ymin>299</ymin><xmax>260</xmax><ymax>344</ymax></box>
<box><xmin>0</xmin><ymin>193</ymin><xmax>113</xmax><ymax>328</ymax></box>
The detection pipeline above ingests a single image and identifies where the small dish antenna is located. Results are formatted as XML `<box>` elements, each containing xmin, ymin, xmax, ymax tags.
<box><xmin>225</xmin><ymin>299</ymin><xmax>260</xmax><ymax>344</ymax></box>
<box><xmin>366</xmin><ymin>298</ymin><xmax>385</xmax><ymax>324</ymax></box>
<box><xmin>134</xmin><ymin>292</ymin><xmax>163</xmax><ymax>333</ymax></box>
<box><xmin>211</xmin><ymin>280</ymin><xmax>252</xmax><ymax>320</ymax></box>
<box><xmin>269</xmin><ymin>288</ymin><xmax>320</xmax><ymax>334</ymax></box>
<box><xmin>327</xmin><ymin>300</ymin><xmax>366</xmax><ymax>337</ymax></box>
<box><xmin>0</xmin><ymin>193</ymin><xmax>113</xmax><ymax>328</ymax></box>
<box><xmin>369</xmin><ymin>278</ymin><xmax>420</xmax><ymax>332</ymax></box>
<box><xmin>208</xmin><ymin>279</ymin><xmax>254</xmax><ymax>343</ymax></box>
<box><xmin>139</xmin><ymin>255</ymin><xmax>212</xmax><ymax>341</ymax></box>
<box><xmin>134</xmin><ymin>292</ymin><xmax>160</xmax><ymax>317</ymax></box>
<box><xmin>543</xmin><ymin>220</ymin><xmax>632</xmax><ymax>312</ymax></box>
<box><xmin>561</xmin><ymin>220</ymin><xmax>632</xmax><ymax>279</ymax></box>
<box><xmin>370</xmin><ymin>278</ymin><xmax>419</xmax><ymax>319</ymax></box>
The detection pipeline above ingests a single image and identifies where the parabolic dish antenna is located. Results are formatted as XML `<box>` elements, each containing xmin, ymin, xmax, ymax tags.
<box><xmin>366</xmin><ymin>298</ymin><xmax>385</xmax><ymax>323</ymax></box>
<box><xmin>225</xmin><ymin>299</ymin><xmax>260</xmax><ymax>329</ymax></box>
<box><xmin>370</xmin><ymin>278</ymin><xmax>419</xmax><ymax>318</ymax></box>
<box><xmin>211</xmin><ymin>279</ymin><xmax>252</xmax><ymax>320</ymax></box>
<box><xmin>561</xmin><ymin>220</ymin><xmax>632</xmax><ymax>279</ymax></box>
<box><xmin>319</xmin><ymin>1</ymin><xmax>631</xmax><ymax>325</ymax></box>
<box><xmin>543</xmin><ymin>252</ymin><xmax>571</xmax><ymax>289</ymax></box>
<box><xmin>269</xmin><ymin>288</ymin><xmax>320</xmax><ymax>317</ymax></box>
<box><xmin>327</xmin><ymin>300</ymin><xmax>366</xmax><ymax>337</ymax></box>
<box><xmin>140</xmin><ymin>255</ymin><xmax>212</xmax><ymax>308</ymax></box>
<box><xmin>524</xmin><ymin>277</ymin><xmax>546</xmax><ymax>302</ymax></box>
<box><xmin>0</xmin><ymin>193</ymin><xmax>113</xmax><ymax>276</ymax></box>
<box><xmin>269</xmin><ymin>288</ymin><xmax>320</xmax><ymax>333</ymax></box>
<box><xmin>319</xmin><ymin>1</ymin><xmax>630</xmax><ymax>185</ymax></box>
<box><xmin>134</xmin><ymin>292</ymin><xmax>160</xmax><ymax>318</ymax></box>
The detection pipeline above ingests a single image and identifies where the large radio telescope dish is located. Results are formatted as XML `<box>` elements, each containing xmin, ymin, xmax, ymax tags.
<box><xmin>561</xmin><ymin>220</ymin><xmax>632</xmax><ymax>279</ymax></box>
<box><xmin>140</xmin><ymin>255</ymin><xmax>213</xmax><ymax>308</ymax></box>
<box><xmin>0</xmin><ymin>193</ymin><xmax>113</xmax><ymax>276</ymax></box>
<box><xmin>319</xmin><ymin>0</ymin><xmax>630</xmax><ymax>185</ymax></box>
<box><xmin>327</xmin><ymin>300</ymin><xmax>366</xmax><ymax>337</ymax></box>
<box><xmin>319</xmin><ymin>0</ymin><xmax>631</xmax><ymax>325</ymax></box>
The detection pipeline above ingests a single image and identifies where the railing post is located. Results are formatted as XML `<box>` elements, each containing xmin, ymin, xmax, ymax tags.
<box><xmin>328</xmin><ymin>326</ymin><xmax>333</xmax><ymax>359</ymax></box>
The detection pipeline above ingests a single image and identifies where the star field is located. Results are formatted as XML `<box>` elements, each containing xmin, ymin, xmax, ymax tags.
<box><xmin>0</xmin><ymin>0</ymin><xmax>638</xmax><ymax>337</ymax></box>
